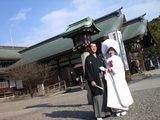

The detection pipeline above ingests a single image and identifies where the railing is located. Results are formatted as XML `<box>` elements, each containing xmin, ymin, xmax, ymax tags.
<box><xmin>45</xmin><ymin>80</ymin><xmax>67</xmax><ymax>94</ymax></box>
<box><xmin>0</xmin><ymin>88</ymin><xmax>14</xmax><ymax>98</ymax></box>
<box><xmin>0</xmin><ymin>80</ymin><xmax>67</xmax><ymax>101</ymax></box>
<box><xmin>14</xmin><ymin>89</ymin><xmax>30</xmax><ymax>96</ymax></box>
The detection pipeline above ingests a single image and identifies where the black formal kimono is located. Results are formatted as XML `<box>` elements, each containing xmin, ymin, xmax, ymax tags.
<box><xmin>85</xmin><ymin>53</ymin><xmax>105</xmax><ymax>96</ymax></box>
<box><xmin>85</xmin><ymin>53</ymin><xmax>109</xmax><ymax>118</ymax></box>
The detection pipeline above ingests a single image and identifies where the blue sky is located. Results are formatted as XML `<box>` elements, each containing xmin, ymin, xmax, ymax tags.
<box><xmin>0</xmin><ymin>0</ymin><xmax>160</xmax><ymax>47</ymax></box>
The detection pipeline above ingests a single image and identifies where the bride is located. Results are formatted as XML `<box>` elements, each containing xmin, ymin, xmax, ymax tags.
<box><xmin>101</xmin><ymin>39</ymin><xmax>134</xmax><ymax>117</ymax></box>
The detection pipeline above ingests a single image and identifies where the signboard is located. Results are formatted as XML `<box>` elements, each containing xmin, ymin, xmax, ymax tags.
<box><xmin>37</xmin><ymin>84</ymin><xmax>45</xmax><ymax>95</ymax></box>
<box><xmin>9</xmin><ymin>80</ymin><xmax>16</xmax><ymax>88</ymax></box>
<box><xmin>16</xmin><ymin>80</ymin><xmax>23</xmax><ymax>89</ymax></box>
<box><xmin>108</xmin><ymin>31</ymin><xmax>129</xmax><ymax>70</ymax></box>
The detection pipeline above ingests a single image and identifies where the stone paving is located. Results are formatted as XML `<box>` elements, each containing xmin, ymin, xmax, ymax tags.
<box><xmin>0</xmin><ymin>69</ymin><xmax>160</xmax><ymax>120</ymax></box>
<box><xmin>0</xmin><ymin>86</ymin><xmax>160</xmax><ymax>120</ymax></box>
<box><xmin>131</xmin><ymin>68</ymin><xmax>160</xmax><ymax>80</ymax></box>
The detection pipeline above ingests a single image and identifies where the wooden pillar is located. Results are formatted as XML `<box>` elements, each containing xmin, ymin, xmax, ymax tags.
<box><xmin>68</xmin><ymin>56</ymin><xmax>72</xmax><ymax>67</ymax></box>
<box><xmin>56</xmin><ymin>59</ymin><xmax>62</xmax><ymax>80</ymax></box>
<box><xmin>127</xmin><ymin>51</ymin><xmax>132</xmax><ymax>67</ymax></box>
<box><xmin>139</xmin><ymin>51</ymin><xmax>146</xmax><ymax>71</ymax></box>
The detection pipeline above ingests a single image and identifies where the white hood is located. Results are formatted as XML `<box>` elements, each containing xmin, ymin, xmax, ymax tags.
<box><xmin>101</xmin><ymin>39</ymin><xmax>120</xmax><ymax>58</ymax></box>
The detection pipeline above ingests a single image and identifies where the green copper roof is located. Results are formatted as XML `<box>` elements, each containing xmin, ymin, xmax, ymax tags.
<box><xmin>92</xmin><ymin>13</ymin><xmax>124</xmax><ymax>40</ymax></box>
<box><xmin>61</xmin><ymin>17</ymin><xmax>101</xmax><ymax>37</ymax></box>
<box><xmin>0</xmin><ymin>49</ymin><xmax>22</xmax><ymax>60</ymax></box>
<box><xmin>121</xmin><ymin>14</ymin><xmax>157</xmax><ymax>47</ymax></box>
<box><xmin>121</xmin><ymin>17</ymin><xmax>147</xmax><ymax>42</ymax></box>
<box><xmin>67</xmin><ymin>17</ymin><xmax>99</xmax><ymax>31</ymax></box>
<box><xmin>16</xmin><ymin>9</ymin><xmax>124</xmax><ymax>63</ymax></box>
<box><xmin>18</xmin><ymin>37</ymin><xmax>73</xmax><ymax>63</ymax></box>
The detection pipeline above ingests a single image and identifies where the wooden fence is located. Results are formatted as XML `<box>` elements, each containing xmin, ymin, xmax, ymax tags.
<box><xmin>45</xmin><ymin>80</ymin><xmax>67</xmax><ymax>94</ymax></box>
<box><xmin>0</xmin><ymin>88</ymin><xmax>14</xmax><ymax>98</ymax></box>
<box><xmin>0</xmin><ymin>80</ymin><xmax>67</xmax><ymax>100</ymax></box>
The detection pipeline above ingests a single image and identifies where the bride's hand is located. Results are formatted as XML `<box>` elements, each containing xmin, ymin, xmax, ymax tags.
<box><xmin>107</xmin><ymin>68</ymin><xmax>112</xmax><ymax>72</ymax></box>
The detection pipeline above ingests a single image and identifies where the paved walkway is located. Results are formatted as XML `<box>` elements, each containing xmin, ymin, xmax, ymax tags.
<box><xmin>129</xmin><ymin>68</ymin><xmax>160</xmax><ymax>91</ymax></box>
<box><xmin>143</xmin><ymin>68</ymin><xmax>160</xmax><ymax>75</ymax></box>
<box><xmin>131</xmin><ymin>68</ymin><xmax>160</xmax><ymax>80</ymax></box>
<box><xmin>0</xmin><ymin>69</ymin><xmax>160</xmax><ymax>120</ymax></box>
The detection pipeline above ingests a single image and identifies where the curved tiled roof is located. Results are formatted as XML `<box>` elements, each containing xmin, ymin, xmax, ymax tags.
<box><xmin>6</xmin><ymin>8</ymin><xmax>157</xmax><ymax>66</ymax></box>
<box><xmin>122</xmin><ymin>14</ymin><xmax>147</xmax><ymax>41</ymax></box>
<box><xmin>0</xmin><ymin>49</ymin><xmax>22</xmax><ymax>60</ymax></box>
<box><xmin>121</xmin><ymin>14</ymin><xmax>157</xmax><ymax>47</ymax></box>
<box><xmin>17</xmin><ymin>8</ymin><xmax>124</xmax><ymax>63</ymax></box>
<box><xmin>19</xmin><ymin>37</ymin><xmax>73</xmax><ymax>63</ymax></box>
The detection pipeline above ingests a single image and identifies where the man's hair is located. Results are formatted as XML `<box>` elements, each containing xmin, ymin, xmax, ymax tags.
<box><xmin>89</xmin><ymin>42</ymin><xmax>96</xmax><ymax>48</ymax></box>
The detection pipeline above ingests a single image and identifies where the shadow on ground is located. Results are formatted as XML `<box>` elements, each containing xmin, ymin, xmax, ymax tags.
<box><xmin>24</xmin><ymin>103</ymin><xmax>88</xmax><ymax>109</ymax></box>
<box><xmin>64</xmin><ymin>87</ymin><xmax>84</xmax><ymax>94</ymax></box>
<box><xmin>43</xmin><ymin>110</ymin><xmax>94</xmax><ymax>120</ymax></box>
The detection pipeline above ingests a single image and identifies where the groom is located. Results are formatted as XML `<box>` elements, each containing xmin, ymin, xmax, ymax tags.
<box><xmin>85</xmin><ymin>43</ymin><xmax>111</xmax><ymax>120</ymax></box>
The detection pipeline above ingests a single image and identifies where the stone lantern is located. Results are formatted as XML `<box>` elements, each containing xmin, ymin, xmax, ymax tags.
<box><xmin>61</xmin><ymin>17</ymin><xmax>101</xmax><ymax>104</ymax></box>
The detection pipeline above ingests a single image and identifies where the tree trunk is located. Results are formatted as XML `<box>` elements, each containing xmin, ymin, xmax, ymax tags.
<box><xmin>29</xmin><ymin>83</ymin><xmax>34</xmax><ymax>98</ymax></box>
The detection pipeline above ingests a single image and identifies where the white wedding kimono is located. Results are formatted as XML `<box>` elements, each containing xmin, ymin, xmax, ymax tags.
<box><xmin>104</xmin><ymin>55</ymin><xmax>133</xmax><ymax>110</ymax></box>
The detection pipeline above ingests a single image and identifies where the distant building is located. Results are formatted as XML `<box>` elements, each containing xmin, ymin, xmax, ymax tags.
<box><xmin>0</xmin><ymin>46</ymin><xmax>26</xmax><ymax>98</ymax></box>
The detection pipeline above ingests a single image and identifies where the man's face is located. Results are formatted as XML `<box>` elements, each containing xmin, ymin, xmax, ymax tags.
<box><xmin>90</xmin><ymin>43</ymin><xmax>97</xmax><ymax>53</ymax></box>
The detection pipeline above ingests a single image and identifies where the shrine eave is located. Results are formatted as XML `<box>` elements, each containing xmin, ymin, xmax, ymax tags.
<box><xmin>121</xmin><ymin>14</ymin><xmax>157</xmax><ymax>48</ymax></box>
<box><xmin>61</xmin><ymin>17</ymin><xmax>101</xmax><ymax>38</ymax></box>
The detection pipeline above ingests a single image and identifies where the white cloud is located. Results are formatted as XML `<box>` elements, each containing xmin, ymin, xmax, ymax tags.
<box><xmin>123</xmin><ymin>0</ymin><xmax>160</xmax><ymax>21</ymax></box>
<box><xmin>17</xmin><ymin>35</ymin><xmax>41</xmax><ymax>47</ymax></box>
<box><xmin>18</xmin><ymin>0</ymin><xmax>103</xmax><ymax>46</ymax></box>
<box><xmin>15</xmin><ymin>0</ymin><xmax>160</xmax><ymax>47</ymax></box>
<box><xmin>71</xmin><ymin>0</ymin><xmax>100</xmax><ymax>13</ymax></box>
<box><xmin>40</xmin><ymin>9</ymin><xmax>76</xmax><ymax>27</ymax></box>
<box><xmin>10</xmin><ymin>8</ymin><xmax>31</xmax><ymax>21</ymax></box>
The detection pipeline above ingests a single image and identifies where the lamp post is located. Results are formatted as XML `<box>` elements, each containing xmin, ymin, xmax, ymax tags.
<box><xmin>61</xmin><ymin>17</ymin><xmax>101</xmax><ymax>104</ymax></box>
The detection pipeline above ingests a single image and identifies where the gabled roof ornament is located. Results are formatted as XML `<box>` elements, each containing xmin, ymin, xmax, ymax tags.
<box><xmin>61</xmin><ymin>17</ymin><xmax>101</xmax><ymax>53</ymax></box>
<box><xmin>61</xmin><ymin>17</ymin><xmax>101</xmax><ymax>37</ymax></box>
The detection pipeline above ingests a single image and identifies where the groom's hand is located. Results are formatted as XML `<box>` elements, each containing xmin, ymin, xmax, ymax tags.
<box><xmin>91</xmin><ymin>81</ymin><xmax>97</xmax><ymax>87</ymax></box>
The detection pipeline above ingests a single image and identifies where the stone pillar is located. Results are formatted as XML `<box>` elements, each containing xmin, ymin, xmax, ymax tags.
<box><xmin>81</xmin><ymin>52</ymin><xmax>92</xmax><ymax>104</ymax></box>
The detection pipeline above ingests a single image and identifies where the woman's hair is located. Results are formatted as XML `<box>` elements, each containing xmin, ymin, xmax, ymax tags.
<box><xmin>107</xmin><ymin>47</ymin><xmax>116</xmax><ymax>53</ymax></box>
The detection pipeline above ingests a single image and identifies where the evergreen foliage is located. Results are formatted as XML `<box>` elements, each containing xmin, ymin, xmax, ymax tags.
<box><xmin>143</xmin><ymin>18</ymin><xmax>160</xmax><ymax>60</ymax></box>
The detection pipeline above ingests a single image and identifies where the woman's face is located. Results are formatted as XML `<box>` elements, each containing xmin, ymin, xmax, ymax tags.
<box><xmin>107</xmin><ymin>47</ymin><xmax>115</xmax><ymax>56</ymax></box>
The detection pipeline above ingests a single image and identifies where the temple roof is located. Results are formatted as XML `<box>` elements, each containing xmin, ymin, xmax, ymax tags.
<box><xmin>17</xmin><ymin>8</ymin><xmax>124</xmax><ymax>63</ymax></box>
<box><xmin>19</xmin><ymin>37</ymin><xmax>73</xmax><ymax>63</ymax></box>
<box><xmin>0</xmin><ymin>46</ymin><xmax>25</xmax><ymax>60</ymax></box>
<box><xmin>121</xmin><ymin>14</ymin><xmax>157</xmax><ymax>47</ymax></box>
<box><xmin>0</xmin><ymin>49</ymin><xmax>21</xmax><ymax>60</ymax></box>
<box><xmin>61</xmin><ymin>17</ymin><xmax>101</xmax><ymax>38</ymax></box>
<box><xmin>1</xmin><ymin>7</ymin><xmax>157</xmax><ymax>67</ymax></box>
<box><xmin>92</xmin><ymin>7</ymin><xmax>125</xmax><ymax>41</ymax></box>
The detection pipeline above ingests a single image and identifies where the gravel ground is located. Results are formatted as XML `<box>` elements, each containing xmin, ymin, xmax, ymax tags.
<box><xmin>0</xmin><ymin>86</ymin><xmax>160</xmax><ymax>120</ymax></box>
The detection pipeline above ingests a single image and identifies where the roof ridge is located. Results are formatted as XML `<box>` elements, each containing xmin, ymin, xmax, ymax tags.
<box><xmin>94</xmin><ymin>7</ymin><xmax>123</xmax><ymax>23</ymax></box>
<box><xmin>19</xmin><ymin>35</ymin><xmax>61</xmax><ymax>53</ymax></box>
<box><xmin>123</xmin><ymin>13</ymin><xmax>146</xmax><ymax>26</ymax></box>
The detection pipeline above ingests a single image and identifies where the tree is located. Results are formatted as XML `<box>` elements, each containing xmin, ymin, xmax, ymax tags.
<box><xmin>5</xmin><ymin>62</ymin><xmax>39</xmax><ymax>98</ymax></box>
<box><xmin>143</xmin><ymin>18</ymin><xmax>160</xmax><ymax>60</ymax></box>
<box><xmin>149</xmin><ymin>18</ymin><xmax>160</xmax><ymax>42</ymax></box>
<box><xmin>37</xmin><ymin>61</ymin><xmax>55</xmax><ymax>84</ymax></box>
<box><xmin>5</xmin><ymin>61</ymin><xmax>54</xmax><ymax>98</ymax></box>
